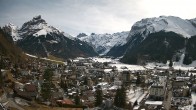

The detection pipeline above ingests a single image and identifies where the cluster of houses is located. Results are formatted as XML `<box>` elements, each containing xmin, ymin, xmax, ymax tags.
<box><xmin>1</xmin><ymin>56</ymin><xmax>196</xmax><ymax>110</ymax></box>
<box><xmin>144</xmin><ymin>69</ymin><xmax>195</xmax><ymax>110</ymax></box>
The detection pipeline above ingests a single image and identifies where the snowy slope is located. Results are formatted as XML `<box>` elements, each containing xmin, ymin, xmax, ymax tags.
<box><xmin>3</xmin><ymin>23</ymin><xmax>21</xmax><ymax>42</ymax></box>
<box><xmin>128</xmin><ymin>16</ymin><xmax>196</xmax><ymax>40</ymax></box>
<box><xmin>189</xmin><ymin>18</ymin><xmax>196</xmax><ymax>26</ymax></box>
<box><xmin>79</xmin><ymin>31</ymin><xmax>129</xmax><ymax>55</ymax></box>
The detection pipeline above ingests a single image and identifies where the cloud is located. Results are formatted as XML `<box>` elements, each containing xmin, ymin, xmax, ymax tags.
<box><xmin>0</xmin><ymin>0</ymin><xmax>196</xmax><ymax>36</ymax></box>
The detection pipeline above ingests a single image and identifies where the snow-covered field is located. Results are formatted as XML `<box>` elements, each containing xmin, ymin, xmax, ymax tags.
<box><xmin>92</xmin><ymin>57</ymin><xmax>116</xmax><ymax>63</ymax></box>
<box><xmin>92</xmin><ymin>57</ymin><xmax>145</xmax><ymax>71</ymax></box>
<box><xmin>110</xmin><ymin>63</ymin><xmax>145</xmax><ymax>71</ymax></box>
<box><xmin>92</xmin><ymin>57</ymin><xmax>196</xmax><ymax>71</ymax></box>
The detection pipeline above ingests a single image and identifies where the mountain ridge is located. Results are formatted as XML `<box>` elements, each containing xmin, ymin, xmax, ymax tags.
<box><xmin>2</xmin><ymin>15</ymin><xmax>196</xmax><ymax>65</ymax></box>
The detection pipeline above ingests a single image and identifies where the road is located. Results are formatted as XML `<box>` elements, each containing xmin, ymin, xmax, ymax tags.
<box><xmin>163</xmin><ymin>80</ymin><xmax>172</xmax><ymax>110</ymax></box>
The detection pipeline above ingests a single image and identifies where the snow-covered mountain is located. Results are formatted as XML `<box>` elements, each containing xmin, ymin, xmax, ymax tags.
<box><xmin>3</xmin><ymin>15</ymin><xmax>75</xmax><ymax>42</ymax></box>
<box><xmin>128</xmin><ymin>16</ymin><xmax>196</xmax><ymax>40</ymax></box>
<box><xmin>78</xmin><ymin>31</ymin><xmax>129</xmax><ymax>55</ymax></box>
<box><xmin>107</xmin><ymin>16</ymin><xmax>196</xmax><ymax>64</ymax></box>
<box><xmin>2</xmin><ymin>15</ymin><xmax>98</xmax><ymax>59</ymax></box>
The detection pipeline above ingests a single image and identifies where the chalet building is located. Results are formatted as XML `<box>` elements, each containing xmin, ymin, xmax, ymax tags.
<box><xmin>149</xmin><ymin>83</ymin><xmax>165</xmax><ymax>101</ymax></box>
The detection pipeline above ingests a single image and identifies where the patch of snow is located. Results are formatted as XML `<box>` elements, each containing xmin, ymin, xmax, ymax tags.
<box><xmin>4</xmin><ymin>23</ymin><xmax>21</xmax><ymax>41</ymax></box>
<box><xmin>47</xmin><ymin>40</ymin><xmax>58</xmax><ymax>44</ymax></box>
<box><xmin>92</xmin><ymin>57</ymin><xmax>115</xmax><ymax>63</ymax></box>
<box><xmin>25</xmin><ymin>53</ymin><xmax>65</xmax><ymax>64</ymax></box>
<box><xmin>145</xmin><ymin>101</ymin><xmax>163</xmax><ymax>105</ymax></box>
<box><xmin>33</xmin><ymin>29</ymin><xmax>47</xmax><ymax>37</ymax></box>
<box><xmin>109</xmin><ymin>63</ymin><xmax>145</xmax><ymax>71</ymax></box>
<box><xmin>25</xmin><ymin>53</ymin><xmax>37</xmax><ymax>58</ymax></box>
<box><xmin>104</xmin><ymin>69</ymin><xmax>113</xmax><ymax>73</ymax></box>
<box><xmin>109</xmin><ymin>85</ymin><xmax>118</xmax><ymax>90</ymax></box>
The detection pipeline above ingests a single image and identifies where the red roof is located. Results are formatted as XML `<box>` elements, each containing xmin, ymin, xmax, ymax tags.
<box><xmin>24</xmin><ymin>84</ymin><xmax>37</xmax><ymax>92</ymax></box>
<box><xmin>57</xmin><ymin>99</ymin><xmax>74</xmax><ymax>105</ymax></box>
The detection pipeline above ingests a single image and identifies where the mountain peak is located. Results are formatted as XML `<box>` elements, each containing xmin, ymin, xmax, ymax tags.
<box><xmin>19</xmin><ymin>15</ymin><xmax>63</xmax><ymax>37</ymax></box>
<box><xmin>77</xmin><ymin>33</ymin><xmax>87</xmax><ymax>38</ymax></box>
<box><xmin>6</xmin><ymin>23</ymin><xmax>16</xmax><ymax>27</ymax></box>
<box><xmin>33</xmin><ymin>15</ymin><xmax>42</xmax><ymax>20</ymax></box>
<box><xmin>31</xmin><ymin>15</ymin><xmax>46</xmax><ymax>24</ymax></box>
<box><xmin>20</xmin><ymin>15</ymin><xmax>47</xmax><ymax>31</ymax></box>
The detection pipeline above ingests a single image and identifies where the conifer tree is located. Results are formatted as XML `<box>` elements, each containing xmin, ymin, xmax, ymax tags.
<box><xmin>114</xmin><ymin>86</ymin><xmax>127</xmax><ymax>108</ymax></box>
<box><xmin>41</xmin><ymin>69</ymin><xmax>54</xmax><ymax>100</ymax></box>
<box><xmin>120</xmin><ymin>86</ymin><xmax>126</xmax><ymax>108</ymax></box>
<box><xmin>136</xmin><ymin>73</ymin><xmax>141</xmax><ymax>85</ymax></box>
<box><xmin>95</xmin><ymin>86</ymin><xmax>103</xmax><ymax>107</ymax></box>
<box><xmin>169</xmin><ymin>59</ymin><xmax>173</xmax><ymax>67</ymax></box>
<box><xmin>114</xmin><ymin>88</ymin><xmax>121</xmax><ymax>107</ymax></box>
<box><xmin>74</xmin><ymin>90</ymin><xmax>80</xmax><ymax>105</ymax></box>
<box><xmin>60</xmin><ymin>80</ymin><xmax>68</xmax><ymax>93</ymax></box>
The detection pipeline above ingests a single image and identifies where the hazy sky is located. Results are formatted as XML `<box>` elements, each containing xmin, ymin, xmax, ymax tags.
<box><xmin>1</xmin><ymin>0</ymin><xmax>196</xmax><ymax>36</ymax></box>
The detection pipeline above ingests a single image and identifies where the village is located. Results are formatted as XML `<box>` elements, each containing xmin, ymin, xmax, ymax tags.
<box><xmin>0</xmin><ymin>56</ymin><xmax>196</xmax><ymax>110</ymax></box>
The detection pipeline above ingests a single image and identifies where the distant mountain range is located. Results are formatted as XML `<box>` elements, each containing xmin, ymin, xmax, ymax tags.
<box><xmin>78</xmin><ymin>31</ymin><xmax>129</xmax><ymax>55</ymax></box>
<box><xmin>1</xmin><ymin>15</ymin><xmax>196</xmax><ymax>65</ymax></box>
<box><xmin>79</xmin><ymin>16</ymin><xmax>196</xmax><ymax>65</ymax></box>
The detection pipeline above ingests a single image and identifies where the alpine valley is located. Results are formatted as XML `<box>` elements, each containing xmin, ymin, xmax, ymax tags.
<box><xmin>2</xmin><ymin>15</ymin><xmax>196</xmax><ymax>65</ymax></box>
<box><xmin>80</xmin><ymin>16</ymin><xmax>196</xmax><ymax>65</ymax></box>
